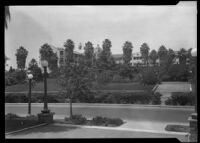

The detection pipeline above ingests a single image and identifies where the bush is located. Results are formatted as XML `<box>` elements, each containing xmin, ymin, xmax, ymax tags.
<box><xmin>152</xmin><ymin>92</ymin><xmax>162</xmax><ymax>105</ymax></box>
<box><xmin>165</xmin><ymin>92</ymin><xmax>194</xmax><ymax>106</ymax></box>
<box><xmin>92</xmin><ymin>91</ymin><xmax>152</xmax><ymax>104</ymax></box>
<box><xmin>5</xmin><ymin>113</ymin><xmax>21</xmax><ymax>120</ymax></box>
<box><xmin>91</xmin><ymin>116</ymin><xmax>123</xmax><ymax>126</ymax></box>
<box><xmin>140</xmin><ymin>69</ymin><xmax>158</xmax><ymax>85</ymax></box>
<box><xmin>65</xmin><ymin>114</ymin><xmax>87</xmax><ymax>125</ymax></box>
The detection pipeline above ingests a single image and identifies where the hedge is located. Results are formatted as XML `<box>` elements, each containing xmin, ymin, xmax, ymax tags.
<box><xmin>5</xmin><ymin>91</ymin><xmax>161</xmax><ymax>105</ymax></box>
<box><xmin>165</xmin><ymin>92</ymin><xmax>195</xmax><ymax>106</ymax></box>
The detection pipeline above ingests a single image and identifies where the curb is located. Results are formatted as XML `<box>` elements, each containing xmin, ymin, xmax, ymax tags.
<box><xmin>5</xmin><ymin>123</ymin><xmax>48</xmax><ymax>135</ymax></box>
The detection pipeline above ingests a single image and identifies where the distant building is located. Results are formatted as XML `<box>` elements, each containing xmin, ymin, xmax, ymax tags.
<box><xmin>94</xmin><ymin>44</ymin><xmax>102</xmax><ymax>59</ymax></box>
<box><xmin>56</xmin><ymin>47</ymin><xmax>84</xmax><ymax>67</ymax></box>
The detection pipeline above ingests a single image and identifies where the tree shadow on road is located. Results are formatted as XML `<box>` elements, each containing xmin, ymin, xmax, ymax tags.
<box><xmin>7</xmin><ymin>124</ymin><xmax>79</xmax><ymax>137</ymax></box>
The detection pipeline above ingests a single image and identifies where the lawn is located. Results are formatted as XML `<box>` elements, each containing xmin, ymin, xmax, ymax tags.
<box><xmin>5</xmin><ymin>114</ymin><xmax>41</xmax><ymax>133</ymax></box>
<box><xmin>5</xmin><ymin>78</ymin><xmax>154</xmax><ymax>92</ymax></box>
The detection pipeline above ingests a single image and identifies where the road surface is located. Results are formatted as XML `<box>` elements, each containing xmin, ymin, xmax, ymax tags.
<box><xmin>5</xmin><ymin>103</ymin><xmax>194</xmax><ymax>123</ymax></box>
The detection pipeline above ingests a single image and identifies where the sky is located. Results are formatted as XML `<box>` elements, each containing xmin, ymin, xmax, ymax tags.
<box><xmin>5</xmin><ymin>2</ymin><xmax>197</xmax><ymax>69</ymax></box>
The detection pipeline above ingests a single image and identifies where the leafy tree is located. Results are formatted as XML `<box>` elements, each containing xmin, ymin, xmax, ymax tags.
<box><xmin>140</xmin><ymin>43</ymin><xmax>150</xmax><ymax>66</ymax></box>
<box><xmin>39</xmin><ymin>43</ymin><xmax>58</xmax><ymax>72</ymax></box>
<box><xmin>158</xmin><ymin>45</ymin><xmax>168</xmax><ymax>66</ymax></box>
<box><xmin>5</xmin><ymin>6</ymin><xmax>10</xmax><ymax>29</ymax></box>
<box><xmin>57</xmin><ymin>59</ymin><xmax>92</xmax><ymax>118</ymax></box>
<box><xmin>84</xmin><ymin>41</ymin><xmax>94</xmax><ymax>67</ymax></box>
<box><xmin>58</xmin><ymin>39</ymin><xmax>93</xmax><ymax>118</ymax></box>
<box><xmin>64</xmin><ymin>39</ymin><xmax>75</xmax><ymax>63</ymax></box>
<box><xmin>15</xmin><ymin>46</ymin><xmax>28</xmax><ymax>70</ymax></box>
<box><xmin>149</xmin><ymin>50</ymin><xmax>158</xmax><ymax>66</ymax></box>
<box><xmin>28</xmin><ymin>59</ymin><xmax>43</xmax><ymax>81</ymax></box>
<box><xmin>122</xmin><ymin>41</ymin><xmax>133</xmax><ymax>65</ymax></box>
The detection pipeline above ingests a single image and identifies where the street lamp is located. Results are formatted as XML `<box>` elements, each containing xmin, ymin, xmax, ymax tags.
<box><xmin>188</xmin><ymin>48</ymin><xmax>197</xmax><ymax>142</ymax></box>
<box><xmin>41</xmin><ymin>60</ymin><xmax>50</xmax><ymax>113</ymax></box>
<box><xmin>27</xmin><ymin>73</ymin><xmax>33</xmax><ymax>115</ymax></box>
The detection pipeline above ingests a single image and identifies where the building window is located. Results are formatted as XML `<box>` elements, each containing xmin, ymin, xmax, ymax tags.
<box><xmin>60</xmin><ymin>58</ymin><xmax>64</xmax><ymax>64</ymax></box>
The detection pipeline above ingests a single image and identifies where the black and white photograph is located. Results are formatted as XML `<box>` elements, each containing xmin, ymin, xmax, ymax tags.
<box><xmin>5</xmin><ymin>2</ymin><xmax>197</xmax><ymax>142</ymax></box>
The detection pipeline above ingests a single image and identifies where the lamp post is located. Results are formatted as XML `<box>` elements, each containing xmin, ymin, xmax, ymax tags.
<box><xmin>27</xmin><ymin>73</ymin><xmax>33</xmax><ymax>115</ymax></box>
<box><xmin>41</xmin><ymin>60</ymin><xmax>49</xmax><ymax>113</ymax></box>
<box><xmin>188</xmin><ymin>48</ymin><xmax>197</xmax><ymax>142</ymax></box>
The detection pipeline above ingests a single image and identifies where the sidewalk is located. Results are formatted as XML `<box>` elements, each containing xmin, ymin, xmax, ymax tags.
<box><xmin>5</xmin><ymin>123</ymin><xmax>189</xmax><ymax>142</ymax></box>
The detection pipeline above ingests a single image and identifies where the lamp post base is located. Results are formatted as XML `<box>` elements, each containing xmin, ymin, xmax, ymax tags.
<box><xmin>188</xmin><ymin>113</ymin><xmax>198</xmax><ymax>142</ymax></box>
<box><xmin>38</xmin><ymin>111</ymin><xmax>54</xmax><ymax>123</ymax></box>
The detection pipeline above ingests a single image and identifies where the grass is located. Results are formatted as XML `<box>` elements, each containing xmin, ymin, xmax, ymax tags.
<box><xmin>165</xmin><ymin>124</ymin><xmax>190</xmax><ymax>133</ymax></box>
<box><xmin>5</xmin><ymin>116</ymin><xmax>41</xmax><ymax>133</ymax></box>
<box><xmin>5</xmin><ymin>78</ymin><xmax>154</xmax><ymax>92</ymax></box>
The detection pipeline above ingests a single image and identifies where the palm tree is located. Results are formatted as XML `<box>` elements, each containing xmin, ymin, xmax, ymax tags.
<box><xmin>5</xmin><ymin>6</ymin><xmax>10</xmax><ymax>29</ymax></box>
<box><xmin>140</xmin><ymin>43</ymin><xmax>150</xmax><ymax>67</ymax></box>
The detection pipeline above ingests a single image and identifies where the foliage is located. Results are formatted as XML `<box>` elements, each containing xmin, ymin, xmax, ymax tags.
<box><xmin>149</xmin><ymin>50</ymin><xmax>158</xmax><ymax>66</ymax></box>
<box><xmin>84</xmin><ymin>41</ymin><xmax>94</xmax><ymax>67</ymax></box>
<box><xmin>39</xmin><ymin>43</ymin><xmax>58</xmax><ymax>72</ymax></box>
<box><xmin>164</xmin><ymin>64</ymin><xmax>190</xmax><ymax>81</ymax></box>
<box><xmin>97</xmin><ymin>39</ymin><xmax>114</xmax><ymax>70</ymax></box>
<box><xmin>178</xmin><ymin>48</ymin><xmax>187</xmax><ymax>65</ymax></box>
<box><xmin>15</xmin><ymin>46</ymin><xmax>28</xmax><ymax>70</ymax></box>
<box><xmin>140</xmin><ymin>68</ymin><xmax>158</xmax><ymax>85</ymax></box>
<box><xmin>151</xmin><ymin>92</ymin><xmax>162</xmax><ymax>105</ymax></box>
<box><xmin>140</xmin><ymin>43</ymin><xmax>150</xmax><ymax>66</ymax></box>
<box><xmin>96</xmin><ymin>70</ymin><xmax>114</xmax><ymax>84</ymax></box>
<box><xmin>64</xmin><ymin>39</ymin><xmax>74</xmax><ymax>63</ymax></box>
<box><xmin>158</xmin><ymin>45</ymin><xmax>168</xmax><ymax>66</ymax></box>
<box><xmin>5</xmin><ymin>113</ymin><xmax>21</xmax><ymax>120</ymax></box>
<box><xmin>165</xmin><ymin>92</ymin><xmax>194</xmax><ymax>105</ymax></box>
<box><xmin>58</xmin><ymin>39</ymin><xmax>93</xmax><ymax>117</ymax></box>
<box><xmin>122</xmin><ymin>41</ymin><xmax>133</xmax><ymax>65</ymax></box>
<box><xmin>119</xmin><ymin>64</ymin><xmax>134</xmax><ymax>80</ymax></box>
<box><xmin>65</xmin><ymin>114</ymin><xmax>87</xmax><ymax>125</ymax></box>
<box><xmin>91</xmin><ymin>116</ymin><xmax>123</xmax><ymax>126</ymax></box>
<box><xmin>28</xmin><ymin>59</ymin><xmax>43</xmax><ymax>81</ymax></box>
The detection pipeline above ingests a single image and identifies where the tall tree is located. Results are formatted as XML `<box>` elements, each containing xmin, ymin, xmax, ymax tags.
<box><xmin>84</xmin><ymin>41</ymin><xmax>94</xmax><ymax>67</ymax></box>
<box><xmin>122</xmin><ymin>41</ymin><xmax>133</xmax><ymax>65</ymax></box>
<box><xmin>5</xmin><ymin>6</ymin><xmax>10</xmax><ymax>29</ymax></box>
<box><xmin>149</xmin><ymin>49</ymin><xmax>158</xmax><ymax>66</ymax></box>
<box><xmin>178</xmin><ymin>48</ymin><xmax>187</xmax><ymax>65</ymax></box>
<box><xmin>28</xmin><ymin>59</ymin><xmax>43</xmax><ymax>81</ymax></box>
<box><xmin>97</xmin><ymin>39</ymin><xmax>112</xmax><ymax>70</ymax></box>
<box><xmin>39</xmin><ymin>43</ymin><xmax>58</xmax><ymax>72</ymax></box>
<box><xmin>15</xmin><ymin>46</ymin><xmax>28</xmax><ymax>70</ymax></box>
<box><xmin>58</xmin><ymin>39</ymin><xmax>92</xmax><ymax>118</ymax></box>
<box><xmin>140</xmin><ymin>43</ymin><xmax>150</xmax><ymax>66</ymax></box>
<box><xmin>158</xmin><ymin>45</ymin><xmax>168</xmax><ymax>66</ymax></box>
<box><xmin>64</xmin><ymin>39</ymin><xmax>75</xmax><ymax>64</ymax></box>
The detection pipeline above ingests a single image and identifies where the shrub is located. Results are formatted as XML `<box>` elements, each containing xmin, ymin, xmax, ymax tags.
<box><xmin>152</xmin><ymin>92</ymin><xmax>162</xmax><ymax>105</ymax></box>
<box><xmin>165</xmin><ymin>92</ymin><xmax>194</xmax><ymax>106</ymax></box>
<box><xmin>140</xmin><ymin>69</ymin><xmax>158</xmax><ymax>85</ymax></box>
<box><xmin>5</xmin><ymin>113</ymin><xmax>21</xmax><ymax>120</ymax></box>
<box><xmin>91</xmin><ymin>116</ymin><xmax>123</xmax><ymax>126</ymax></box>
<box><xmin>67</xmin><ymin>114</ymin><xmax>87</xmax><ymax>125</ymax></box>
<box><xmin>25</xmin><ymin>115</ymin><xmax>38</xmax><ymax>120</ymax></box>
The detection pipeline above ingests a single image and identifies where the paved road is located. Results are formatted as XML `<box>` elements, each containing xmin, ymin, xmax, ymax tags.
<box><xmin>5</xmin><ymin>103</ymin><xmax>194</xmax><ymax>123</ymax></box>
<box><xmin>5</xmin><ymin>123</ymin><xmax>189</xmax><ymax>142</ymax></box>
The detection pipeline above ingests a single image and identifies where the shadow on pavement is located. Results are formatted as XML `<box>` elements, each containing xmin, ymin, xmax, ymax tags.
<box><xmin>8</xmin><ymin>124</ymin><xmax>79</xmax><ymax>136</ymax></box>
